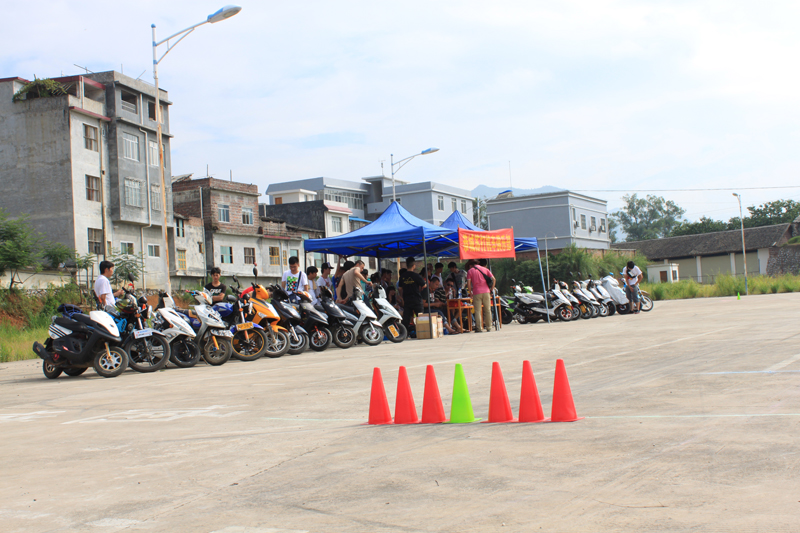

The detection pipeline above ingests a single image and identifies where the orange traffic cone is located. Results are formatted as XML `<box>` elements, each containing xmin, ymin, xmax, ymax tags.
<box><xmin>484</xmin><ymin>362</ymin><xmax>517</xmax><ymax>423</ymax></box>
<box><xmin>368</xmin><ymin>367</ymin><xmax>392</xmax><ymax>425</ymax></box>
<box><xmin>518</xmin><ymin>360</ymin><xmax>547</xmax><ymax>423</ymax></box>
<box><xmin>421</xmin><ymin>365</ymin><xmax>447</xmax><ymax>423</ymax></box>
<box><xmin>550</xmin><ymin>359</ymin><xmax>583</xmax><ymax>422</ymax></box>
<box><xmin>394</xmin><ymin>366</ymin><xmax>419</xmax><ymax>424</ymax></box>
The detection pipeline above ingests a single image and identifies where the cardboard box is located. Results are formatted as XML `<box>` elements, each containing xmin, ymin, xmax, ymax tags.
<box><xmin>416</xmin><ymin>314</ymin><xmax>442</xmax><ymax>339</ymax></box>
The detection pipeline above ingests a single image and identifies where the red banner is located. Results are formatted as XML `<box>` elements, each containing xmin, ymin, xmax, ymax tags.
<box><xmin>458</xmin><ymin>228</ymin><xmax>516</xmax><ymax>260</ymax></box>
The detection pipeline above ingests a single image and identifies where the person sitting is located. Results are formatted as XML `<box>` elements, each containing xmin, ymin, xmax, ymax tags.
<box><xmin>424</xmin><ymin>277</ymin><xmax>460</xmax><ymax>334</ymax></box>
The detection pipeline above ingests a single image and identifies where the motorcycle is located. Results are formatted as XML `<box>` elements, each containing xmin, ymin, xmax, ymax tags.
<box><xmin>243</xmin><ymin>269</ymin><xmax>291</xmax><ymax>357</ymax></box>
<box><xmin>265</xmin><ymin>284</ymin><xmax>314</xmax><ymax>355</ymax></box>
<box><xmin>214</xmin><ymin>276</ymin><xmax>270</xmax><ymax>361</ymax></box>
<box><xmin>316</xmin><ymin>286</ymin><xmax>358</xmax><ymax>349</ymax></box>
<box><xmin>154</xmin><ymin>291</ymin><xmax>201</xmax><ymax>368</ymax></box>
<box><xmin>509</xmin><ymin>279</ymin><xmax>572</xmax><ymax>322</ymax></box>
<box><xmin>108</xmin><ymin>279</ymin><xmax>170</xmax><ymax>372</ymax></box>
<box><xmin>337</xmin><ymin>285</ymin><xmax>384</xmax><ymax>345</ymax></box>
<box><xmin>371</xmin><ymin>285</ymin><xmax>407</xmax><ymax>343</ymax></box>
<box><xmin>33</xmin><ymin>303</ymin><xmax>129</xmax><ymax>379</ymax></box>
<box><xmin>177</xmin><ymin>290</ymin><xmax>234</xmax><ymax>365</ymax></box>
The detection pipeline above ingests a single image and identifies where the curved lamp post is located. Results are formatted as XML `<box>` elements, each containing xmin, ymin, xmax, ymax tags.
<box><xmin>732</xmin><ymin>193</ymin><xmax>748</xmax><ymax>295</ymax></box>
<box><xmin>390</xmin><ymin>148</ymin><xmax>439</xmax><ymax>202</ymax></box>
<box><xmin>151</xmin><ymin>5</ymin><xmax>242</xmax><ymax>294</ymax></box>
<box><xmin>543</xmin><ymin>231</ymin><xmax>557</xmax><ymax>290</ymax></box>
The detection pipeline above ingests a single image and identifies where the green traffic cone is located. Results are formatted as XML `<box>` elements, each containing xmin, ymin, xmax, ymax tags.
<box><xmin>447</xmin><ymin>363</ymin><xmax>481</xmax><ymax>423</ymax></box>
<box><xmin>737</xmin><ymin>292</ymin><xmax>740</xmax><ymax>300</ymax></box>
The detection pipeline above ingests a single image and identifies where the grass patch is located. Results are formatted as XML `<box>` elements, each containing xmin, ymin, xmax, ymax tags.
<box><xmin>0</xmin><ymin>324</ymin><xmax>49</xmax><ymax>362</ymax></box>
<box><xmin>641</xmin><ymin>274</ymin><xmax>800</xmax><ymax>300</ymax></box>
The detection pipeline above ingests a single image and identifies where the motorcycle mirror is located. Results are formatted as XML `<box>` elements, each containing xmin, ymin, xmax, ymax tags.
<box><xmin>252</xmin><ymin>267</ymin><xmax>258</xmax><ymax>277</ymax></box>
<box><xmin>232</xmin><ymin>275</ymin><xmax>239</xmax><ymax>284</ymax></box>
<box><xmin>127</xmin><ymin>273</ymin><xmax>135</xmax><ymax>282</ymax></box>
<box><xmin>226</xmin><ymin>294</ymin><xmax>237</xmax><ymax>303</ymax></box>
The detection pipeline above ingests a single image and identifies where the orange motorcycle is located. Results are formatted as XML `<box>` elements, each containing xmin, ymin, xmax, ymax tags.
<box><xmin>245</xmin><ymin>268</ymin><xmax>290</xmax><ymax>357</ymax></box>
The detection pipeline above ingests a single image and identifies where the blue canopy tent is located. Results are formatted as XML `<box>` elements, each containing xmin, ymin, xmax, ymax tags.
<box><xmin>438</xmin><ymin>210</ymin><xmax>551</xmax><ymax>324</ymax></box>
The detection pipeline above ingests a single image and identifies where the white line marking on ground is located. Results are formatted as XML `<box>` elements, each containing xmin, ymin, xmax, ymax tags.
<box><xmin>766</xmin><ymin>352</ymin><xmax>800</xmax><ymax>371</ymax></box>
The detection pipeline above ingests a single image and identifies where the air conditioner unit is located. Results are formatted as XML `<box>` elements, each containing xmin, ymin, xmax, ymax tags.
<box><xmin>590</xmin><ymin>225</ymin><xmax>596</xmax><ymax>232</ymax></box>
<box><xmin>573</xmin><ymin>220</ymin><xmax>579</xmax><ymax>228</ymax></box>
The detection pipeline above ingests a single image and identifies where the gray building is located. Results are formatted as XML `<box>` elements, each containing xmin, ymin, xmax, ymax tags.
<box><xmin>486</xmin><ymin>190</ymin><xmax>610</xmax><ymax>254</ymax></box>
<box><xmin>0</xmin><ymin>72</ymin><xmax>175</xmax><ymax>288</ymax></box>
<box><xmin>265</xmin><ymin>175</ymin><xmax>474</xmax><ymax>227</ymax></box>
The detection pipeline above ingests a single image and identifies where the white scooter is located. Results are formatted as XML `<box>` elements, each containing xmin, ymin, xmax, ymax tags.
<box><xmin>371</xmin><ymin>286</ymin><xmax>406</xmax><ymax>343</ymax></box>
<box><xmin>155</xmin><ymin>291</ymin><xmax>201</xmax><ymax>368</ymax></box>
<box><xmin>601</xmin><ymin>275</ymin><xmax>634</xmax><ymax>314</ymax></box>
<box><xmin>175</xmin><ymin>290</ymin><xmax>234</xmax><ymax>365</ymax></box>
<box><xmin>337</xmin><ymin>285</ymin><xmax>384</xmax><ymax>346</ymax></box>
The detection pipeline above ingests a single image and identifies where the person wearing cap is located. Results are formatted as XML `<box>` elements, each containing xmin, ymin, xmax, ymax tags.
<box><xmin>622</xmin><ymin>260</ymin><xmax>643</xmax><ymax>313</ymax></box>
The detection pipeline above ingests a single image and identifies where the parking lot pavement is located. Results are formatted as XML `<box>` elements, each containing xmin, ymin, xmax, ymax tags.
<box><xmin>2</xmin><ymin>292</ymin><xmax>800</xmax><ymax>533</ymax></box>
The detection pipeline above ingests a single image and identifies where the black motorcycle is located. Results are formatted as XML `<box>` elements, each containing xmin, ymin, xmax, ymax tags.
<box><xmin>107</xmin><ymin>280</ymin><xmax>171</xmax><ymax>372</ymax></box>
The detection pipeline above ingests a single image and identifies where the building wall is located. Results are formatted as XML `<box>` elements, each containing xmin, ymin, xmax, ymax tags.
<box><xmin>69</xmin><ymin>110</ymin><xmax>108</xmax><ymax>259</ymax></box>
<box><xmin>259</xmin><ymin>201</ymin><xmax>327</xmax><ymax>232</ymax></box>
<box><xmin>700</xmin><ymin>254</ymin><xmax>730</xmax><ymax>278</ymax></box>
<box><xmin>673</xmin><ymin>257</ymin><xmax>698</xmax><ymax>281</ymax></box>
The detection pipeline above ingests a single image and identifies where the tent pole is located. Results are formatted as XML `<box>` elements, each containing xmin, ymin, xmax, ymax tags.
<box><xmin>423</xmin><ymin>238</ymin><xmax>432</xmax><ymax>339</ymax></box>
<box><xmin>537</xmin><ymin>247</ymin><xmax>550</xmax><ymax>324</ymax></box>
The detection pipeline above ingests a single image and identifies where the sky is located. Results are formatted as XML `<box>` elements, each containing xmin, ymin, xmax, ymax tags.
<box><xmin>3</xmin><ymin>0</ymin><xmax>800</xmax><ymax>223</ymax></box>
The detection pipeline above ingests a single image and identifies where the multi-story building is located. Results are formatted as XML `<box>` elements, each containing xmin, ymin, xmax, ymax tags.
<box><xmin>0</xmin><ymin>71</ymin><xmax>175</xmax><ymax>288</ymax></box>
<box><xmin>486</xmin><ymin>190</ymin><xmax>610</xmax><ymax>255</ymax></box>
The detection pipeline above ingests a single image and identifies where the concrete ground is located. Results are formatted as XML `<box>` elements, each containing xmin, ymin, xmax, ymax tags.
<box><xmin>1</xmin><ymin>293</ymin><xmax>800</xmax><ymax>533</ymax></box>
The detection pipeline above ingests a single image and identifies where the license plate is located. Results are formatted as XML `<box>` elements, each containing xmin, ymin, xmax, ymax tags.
<box><xmin>257</xmin><ymin>312</ymin><xmax>267</xmax><ymax>318</ymax></box>
<box><xmin>211</xmin><ymin>329</ymin><xmax>233</xmax><ymax>337</ymax></box>
<box><xmin>388</xmin><ymin>324</ymin><xmax>399</xmax><ymax>338</ymax></box>
<box><xmin>236</xmin><ymin>322</ymin><xmax>254</xmax><ymax>331</ymax></box>
<box><xmin>133</xmin><ymin>328</ymin><xmax>153</xmax><ymax>339</ymax></box>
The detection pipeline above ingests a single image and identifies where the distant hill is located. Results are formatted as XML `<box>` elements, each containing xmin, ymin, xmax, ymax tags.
<box><xmin>470</xmin><ymin>185</ymin><xmax>564</xmax><ymax>199</ymax></box>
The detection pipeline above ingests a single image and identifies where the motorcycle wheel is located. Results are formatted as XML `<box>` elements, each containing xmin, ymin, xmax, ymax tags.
<box><xmin>640</xmin><ymin>296</ymin><xmax>654</xmax><ymax>312</ymax></box>
<box><xmin>93</xmin><ymin>346</ymin><xmax>129</xmax><ymax>378</ymax></box>
<box><xmin>64</xmin><ymin>367</ymin><xmax>88</xmax><ymax>377</ymax></box>
<box><xmin>571</xmin><ymin>306</ymin><xmax>581</xmax><ymax>321</ymax></box>
<box><xmin>556</xmin><ymin>306</ymin><xmax>572</xmax><ymax>321</ymax></box>
<box><xmin>383</xmin><ymin>322</ymin><xmax>407</xmax><ymax>343</ymax></box>
<box><xmin>202</xmin><ymin>337</ymin><xmax>233</xmax><ymax>366</ymax></box>
<box><xmin>262</xmin><ymin>329</ymin><xmax>290</xmax><ymax>357</ymax></box>
<box><xmin>332</xmin><ymin>326</ymin><xmax>357</xmax><ymax>349</ymax></box>
<box><xmin>617</xmin><ymin>304</ymin><xmax>630</xmax><ymax>315</ymax></box>
<box><xmin>170</xmin><ymin>339</ymin><xmax>201</xmax><ymax>368</ymax></box>
<box><xmin>580</xmin><ymin>305</ymin><xmax>592</xmax><ymax>319</ymax></box>
<box><xmin>607</xmin><ymin>303</ymin><xmax>616</xmax><ymax>316</ymax></box>
<box><xmin>309</xmin><ymin>327</ymin><xmax>332</xmax><ymax>352</ymax></box>
<box><xmin>287</xmin><ymin>331</ymin><xmax>310</xmax><ymax>355</ymax></box>
<box><xmin>125</xmin><ymin>335</ymin><xmax>170</xmax><ymax>373</ymax></box>
<box><xmin>598</xmin><ymin>303</ymin><xmax>609</xmax><ymax>317</ymax></box>
<box><xmin>43</xmin><ymin>360</ymin><xmax>62</xmax><ymax>379</ymax></box>
<box><xmin>360</xmin><ymin>324</ymin><xmax>383</xmax><ymax>346</ymax></box>
<box><xmin>231</xmin><ymin>328</ymin><xmax>268</xmax><ymax>362</ymax></box>
<box><xmin>590</xmin><ymin>304</ymin><xmax>600</xmax><ymax>318</ymax></box>
<box><xmin>501</xmin><ymin>309</ymin><xmax>513</xmax><ymax>325</ymax></box>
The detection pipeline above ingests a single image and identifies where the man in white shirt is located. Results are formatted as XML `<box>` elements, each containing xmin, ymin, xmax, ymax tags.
<box><xmin>282</xmin><ymin>256</ymin><xmax>309</xmax><ymax>301</ymax></box>
<box><xmin>306</xmin><ymin>265</ymin><xmax>319</xmax><ymax>305</ymax></box>
<box><xmin>622</xmin><ymin>260</ymin><xmax>643</xmax><ymax>314</ymax></box>
<box><xmin>316</xmin><ymin>262</ymin><xmax>333</xmax><ymax>301</ymax></box>
<box><xmin>94</xmin><ymin>261</ymin><xmax>124</xmax><ymax>308</ymax></box>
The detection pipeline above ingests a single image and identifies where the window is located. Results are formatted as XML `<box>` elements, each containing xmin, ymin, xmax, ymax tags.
<box><xmin>323</xmin><ymin>190</ymin><xmax>364</xmax><ymax>210</ymax></box>
<box><xmin>313</xmin><ymin>252</ymin><xmax>324</xmax><ymax>266</ymax></box>
<box><xmin>218</xmin><ymin>204</ymin><xmax>230</xmax><ymax>223</ymax></box>
<box><xmin>148</xmin><ymin>244</ymin><xmax>160</xmax><ymax>258</ymax></box>
<box><xmin>282</xmin><ymin>250</ymin><xmax>288</xmax><ymax>266</ymax></box>
<box><xmin>150</xmin><ymin>185</ymin><xmax>161</xmax><ymax>211</ymax></box>
<box><xmin>369</xmin><ymin>257</ymin><xmax>376</xmax><ymax>269</ymax></box>
<box><xmin>147</xmin><ymin>101</ymin><xmax>165</xmax><ymax>123</ymax></box>
<box><xmin>600</xmin><ymin>218</ymin><xmax>606</xmax><ymax>233</ymax></box>
<box><xmin>331</xmin><ymin>215</ymin><xmax>342</xmax><ymax>233</ymax></box>
<box><xmin>269</xmin><ymin>246</ymin><xmax>280</xmax><ymax>265</ymax></box>
<box><xmin>120</xmin><ymin>91</ymin><xmax>137</xmax><ymax>114</ymax></box>
<box><xmin>438</xmin><ymin>195</ymin><xmax>445</xmax><ymax>211</ymax></box>
<box><xmin>274</xmin><ymin>197</ymin><xmax>283</xmax><ymax>205</ymax></box>
<box><xmin>198</xmin><ymin>241</ymin><xmax>204</xmax><ymax>254</ymax></box>
<box><xmin>124</xmin><ymin>178</ymin><xmax>142</xmax><ymax>207</ymax></box>
<box><xmin>452</xmin><ymin>198</ymin><xmax>457</xmax><ymax>212</ymax></box>
<box><xmin>220</xmin><ymin>246</ymin><xmax>233</xmax><ymax>264</ymax></box>
<box><xmin>461</xmin><ymin>199</ymin><xmax>467</xmax><ymax>213</ymax></box>
<box><xmin>120</xmin><ymin>242</ymin><xmax>134</xmax><ymax>255</ymax></box>
<box><xmin>148</xmin><ymin>140</ymin><xmax>164</xmax><ymax>167</ymax></box>
<box><xmin>580</xmin><ymin>214</ymin><xmax>587</xmax><ymax>230</ymax></box>
<box><xmin>242</xmin><ymin>207</ymin><xmax>253</xmax><ymax>225</ymax></box>
<box><xmin>83</xmin><ymin>124</ymin><xmax>98</xmax><ymax>152</ymax></box>
<box><xmin>290</xmin><ymin>249</ymin><xmax>299</xmax><ymax>259</ymax></box>
<box><xmin>590</xmin><ymin>216</ymin><xmax>596</xmax><ymax>230</ymax></box>
<box><xmin>122</xmin><ymin>132</ymin><xmax>140</xmax><ymax>161</ymax></box>
<box><xmin>176</xmin><ymin>218</ymin><xmax>185</xmax><ymax>238</ymax></box>
<box><xmin>85</xmin><ymin>175</ymin><xmax>100</xmax><ymax>202</ymax></box>
<box><xmin>177</xmin><ymin>249</ymin><xmax>186</xmax><ymax>270</ymax></box>
<box><xmin>395</xmin><ymin>198</ymin><xmax>401</xmax><ymax>205</ymax></box>
<box><xmin>88</xmin><ymin>228</ymin><xmax>103</xmax><ymax>255</ymax></box>
<box><xmin>244</xmin><ymin>247</ymin><xmax>255</xmax><ymax>264</ymax></box>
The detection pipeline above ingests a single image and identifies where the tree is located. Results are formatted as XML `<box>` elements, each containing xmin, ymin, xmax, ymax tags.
<box><xmin>613</xmin><ymin>194</ymin><xmax>685</xmax><ymax>242</ymax></box>
<box><xmin>608</xmin><ymin>218</ymin><xmax>619</xmax><ymax>244</ymax></box>
<box><xmin>472</xmin><ymin>196</ymin><xmax>488</xmax><ymax>230</ymax></box>
<box><xmin>107</xmin><ymin>248</ymin><xmax>146</xmax><ymax>286</ymax></box>
<box><xmin>42</xmin><ymin>242</ymin><xmax>76</xmax><ymax>269</ymax></box>
<box><xmin>0</xmin><ymin>210</ymin><xmax>44</xmax><ymax>288</ymax></box>
<box><xmin>670</xmin><ymin>216</ymin><xmax>729</xmax><ymax>237</ymax></box>
<box><xmin>12</xmin><ymin>77</ymin><xmax>68</xmax><ymax>102</ymax></box>
<box><xmin>743</xmin><ymin>199</ymin><xmax>800</xmax><ymax>228</ymax></box>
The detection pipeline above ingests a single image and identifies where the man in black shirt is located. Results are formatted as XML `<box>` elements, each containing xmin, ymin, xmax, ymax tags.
<box><xmin>204</xmin><ymin>267</ymin><xmax>227</xmax><ymax>303</ymax></box>
<box><xmin>398</xmin><ymin>256</ymin><xmax>426</xmax><ymax>332</ymax></box>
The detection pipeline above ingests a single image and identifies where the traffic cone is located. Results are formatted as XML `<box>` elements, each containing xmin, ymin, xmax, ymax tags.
<box><xmin>518</xmin><ymin>360</ymin><xmax>547</xmax><ymax>423</ymax></box>
<box><xmin>421</xmin><ymin>365</ymin><xmax>447</xmax><ymax>423</ymax></box>
<box><xmin>550</xmin><ymin>359</ymin><xmax>583</xmax><ymax>422</ymax></box>
<box><xmin>394</xmin><ymin>366</ymin><xmax>419</xmax><ymax>424</ymax></box>
<box><xmin>367</xmin><ymin>367</ymin><xmax>392</xmax><ymax>425</ymax></box>
<box><xmin>737</xmin><ymin>292</ymin><xmax>741</xmax><ymax>300</ymax></box>
<box><xmin>447</xmin><ymin>363</ymin><xmax>481</xmax><ymax>423</ymax></box>
<box><xmin>484</xmin><ymin>362</ymin><xmax>516</xmax><ymax>423</ymax></box>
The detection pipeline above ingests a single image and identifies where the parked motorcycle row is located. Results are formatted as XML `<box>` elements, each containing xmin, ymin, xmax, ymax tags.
<box><xmin>33</xmin><ymin>267</ymin><xmax>407</xmax><ymax>380</ymax></box>
<box><xmin>500</xmin><ymin>274</ymin><xmax>654</xmax><ymax>324</ymax></box>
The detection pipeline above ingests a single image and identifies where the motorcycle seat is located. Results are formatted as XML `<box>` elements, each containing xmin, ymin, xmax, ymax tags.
<box><xmin>520</xmin><ymin>294</ymin><xmax>544</xmax><ymax>302</ymax></box>
<box><xmin>72</xmin><ymin>313</ymin><xmax>96</xmax><ymax>326</ymax></box>
<box><xmin>314</xmin><ymin>304</ymin><xmax>325</xmax><ymax>313</ymax></box>
<box><xmin>338</xmin><ymin>304</ymin><xmax>357</xmax><ymax>315</ymax></box>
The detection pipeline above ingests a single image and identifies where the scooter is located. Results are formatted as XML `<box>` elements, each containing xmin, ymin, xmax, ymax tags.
<box><xmin>154</xmin><ymin>291</ymin><xmax>201</xmax><ymax>368</ymax></box>
<box><xmin>214</xmin><ymin>276</ymin><xmax>269</xmax><ymax>361</ymax></box>
<box><xmin>337</xmin><ymin>285</ymin><xmax>384</xmax><ymax>345</ymax></box>
<box><xmin>266</xmin><ymin>284</ymin><xmax>314</xmax><ymax>355</ymax></box>
<box><xmin>586</xmin><ymin>279</ymin><xmax>616</xmax><ymax>317</ymax></box>
<box><xmin>554</xmin><ymin>280</ymin><xmax>582</xmax><ymax>321</ymax></box>
<box><xmin>177</xmin><ymin>290</ymin><xmax>234</xmax><ymax>365</ymax></box>
<box><xmin>33</xmin><ymin>303</ymin><xmax>129</xmax><ymax>379</ymax></box>
<box><xmin>510</xmin><ymin>279</ymin><xmax>572</xmax><ymax>322</ymax></box>
<box><xmin>108</xmin><ymin>279</ymin><xmax>170</xmax><ymax>372</ymax></box>
<box><xmin>371</xmin><ymin>285</ymin><xmax>407</xmax><ymax>343</ymax></box>
<box><xmin>316</xmin><ymin>286</ymin><xmax>357</xmax><ymax>349</ymax></box>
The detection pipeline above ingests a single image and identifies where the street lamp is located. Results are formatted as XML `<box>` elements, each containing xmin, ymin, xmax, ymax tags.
<box><xmin>151</xmin><ymin>5</ymin><xmax>242</xmax><ymax>294</ymax></box>
<box><xmin>732</xmin><ymin>193</ymin><xmax>749</xmax><ymax>296</ymax></box>
<box><xmin>543</xmin><ymin>231</ymin><xmax>557</xmax><ymax>290</ymax></box>
<box><xmin>390</xmin><ymin>148</ymin><xmax>440</xmax><ymax>202</ymax></box>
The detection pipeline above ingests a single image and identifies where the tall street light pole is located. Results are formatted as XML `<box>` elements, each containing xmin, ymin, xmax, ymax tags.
<box><xmin>152</xmin><ymin>5</ymin><xmax>242</xmax><ymax>293</ymax></box>
<box><xmin>390</xmin><ymin>148</ymin><xmax>439</xmax><ymax>202</ymax></box>
<box><xmin>543</xmin><ymin>231</ymin><xmax>556</xmax><ymax>290</ymax></box>
<box><xmin>732</xmin><ymin>192</ymin><xmax>749</xmax><ymax>296</ymax></box>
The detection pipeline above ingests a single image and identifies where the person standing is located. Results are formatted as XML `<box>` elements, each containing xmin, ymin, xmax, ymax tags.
<box><xmin>446</xmin><ymin>261</ymin><xmax>467</xmax><ymax>297</ymax></box>
<box><xmin>432</xmin><ymin>263</ymin><xmax>445</xmax><ymax>286</ymax></box>
<box><xmin>398</xmin><ymin>257</ymin><xmax>426</xmax><ymax>333</ymax></box>
<box><xmin>306</xmin><ymin>265</ymin><xmax>319</xmax><ymax>304</ymax></box>
<box><xmin>316</xmin><ymin>262</ymin><xmax>333</xmax><ymax>301</ymax></box>
<box><xmin>94</xmin><ymin>260</ymin><xmax>124</xmax><ymax>308</ymax></box>
<box><xmin>204</xmin><ymin>267</ymin><xmax>228</xmax><ymax>303</ymax></box>
<box><xmin>622</xmin><ymin>260</ymin><xmax>643</xmax><ymax>313</ymax></box>
<box><xmin>282</xmin><ymin>256</ymin><xmax>309</xmax><ymax>300</ymax></box>
<box><xmin>337</xmin><ymin>260</ymin><xmax>371</xmax><ymax>302</ymax></box>
<box><xmin>466</xmin><ymin>259</ymin><xmax>495</xmax><ymax>332</ymax></box>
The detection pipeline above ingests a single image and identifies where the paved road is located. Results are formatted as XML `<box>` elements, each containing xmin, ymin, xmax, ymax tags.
<box><xmin>2</xmin><ymin>293</ymin><xmax>799</xmax><ymax>533</ymax></box>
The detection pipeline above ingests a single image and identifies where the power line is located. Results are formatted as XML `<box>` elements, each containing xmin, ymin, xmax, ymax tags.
<box><xmin>574</xmin><ymin>185</ymin><xmax>800</xmax><ymax>192</ymax></box>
